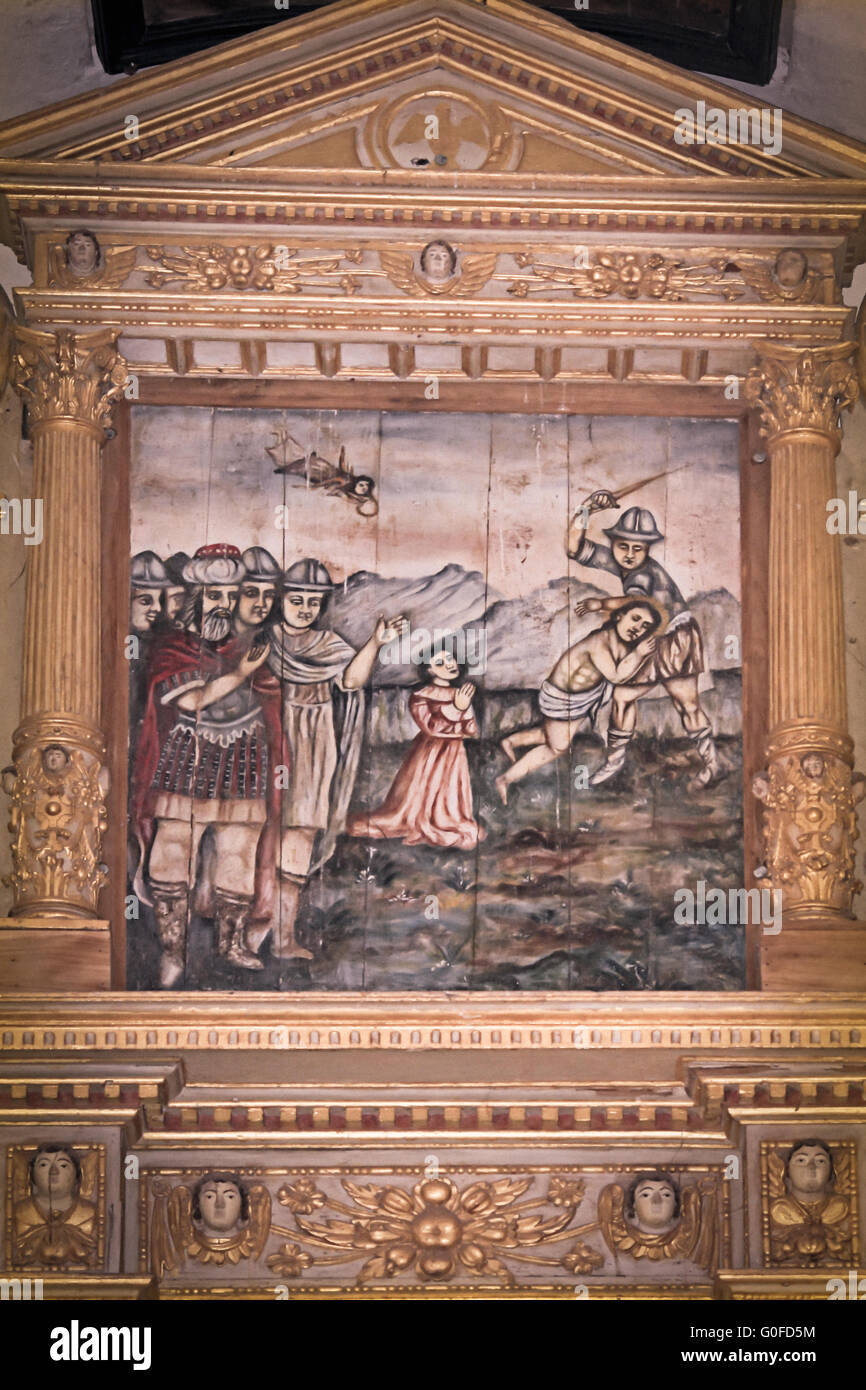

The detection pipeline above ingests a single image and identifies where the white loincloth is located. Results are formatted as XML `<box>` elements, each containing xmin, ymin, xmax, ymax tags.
<box><xmin>538</xmin><ymin>678</ymin><xmax>612</xmax><ymax>725</ymax></box>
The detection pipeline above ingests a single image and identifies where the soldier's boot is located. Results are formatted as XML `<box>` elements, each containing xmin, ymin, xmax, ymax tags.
<box><xmin>273</xmin><ymin>872</ymin><xmax>314</xmax><ymax>960</ymax></box>
<box><xmin>214</xmin><ymin>889</ymin><xmax>263</xmax><ymax>971</ymax></box>
<box><xmin>590</xmin><ymin>729</ymin><xmax>633</xmax><ymax>786</ymax></box>
<box><xmin>150</xmin><ymin>881</ymin><xmax>189</xmax><ymax>988</ymax></box>
<box><xmin>689</xmin><ymin>724</ymin><xmax>723</xmax><ymax>790</ymax></box>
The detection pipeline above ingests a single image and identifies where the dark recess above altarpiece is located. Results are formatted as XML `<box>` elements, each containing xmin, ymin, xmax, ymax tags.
<box><xmin>91</xmin><ymin>0</ymin><xmax>783</xmax><ymax>85</ymax></box>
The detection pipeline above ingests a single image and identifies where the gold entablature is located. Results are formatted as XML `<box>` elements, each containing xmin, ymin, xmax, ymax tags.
<box><xmin>34</xmin><ymin>238</ymin><xmax>841</xmax><ymax>305</ymax></box>
<box><xmin>0</xmin><ymin>995</ymin><xmax>864</xmax><ymax>1053</ymax></box>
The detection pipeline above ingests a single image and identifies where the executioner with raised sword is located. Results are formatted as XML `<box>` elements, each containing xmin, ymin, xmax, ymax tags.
<box><xmin>567</xmin><ymin>475</ymin><xmax>722</xmax><ymax>791</ymax></box>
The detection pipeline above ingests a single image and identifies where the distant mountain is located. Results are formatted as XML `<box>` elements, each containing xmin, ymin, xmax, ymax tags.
<box><xmin>481</xmin><ymin>577</ymin><xmax>605</xmax><ymax>688</ymax></box>
<box><xmin>328</xmin><ymin>566</ymin><xmax>741</xmax><ymax>691</ymax></box>
<box><xmin>329</xmin><ymin>563</ymin><xmax>497</xmax><ymax>686</ymax></box>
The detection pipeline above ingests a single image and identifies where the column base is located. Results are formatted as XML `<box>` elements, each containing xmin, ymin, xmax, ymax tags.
<box><xmin>0</xmin><ymin>916</ymin><xmax>111</xmax><ymax>991</ymax></box>
<box><xmin>760</xmin><ymin>915</ymin><xmax>866</xmax><ymax>991</ymax></box>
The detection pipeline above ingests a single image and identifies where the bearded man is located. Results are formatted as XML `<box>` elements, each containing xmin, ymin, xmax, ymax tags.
<box><xmin>131</xmin><ymin>543</ymin><xmax>284</xmax><ymax>985</ymax></box>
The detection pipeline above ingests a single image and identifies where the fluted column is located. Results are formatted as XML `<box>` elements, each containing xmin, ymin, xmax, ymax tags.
<box><xmin>746</xmin><ymin>341</ymin><xmax>863</xmax><ymax>921</ymax></box>
<box><xmin>3</xmin><ymin>327</ymin><xmax>127</xmax><ymax>917</ymax></box>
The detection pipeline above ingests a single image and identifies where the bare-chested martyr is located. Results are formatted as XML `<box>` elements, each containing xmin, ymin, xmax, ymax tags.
<box><xmin>495</xmin><ymin>598</ymin><xmax>662</xmax><ymax>804</ymax></box>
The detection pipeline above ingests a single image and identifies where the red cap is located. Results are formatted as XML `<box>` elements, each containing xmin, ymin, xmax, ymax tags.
<box><xmin>193</xmin><ymin>543</ymin><xmax>243</xmax><ymax>560</ymax></box>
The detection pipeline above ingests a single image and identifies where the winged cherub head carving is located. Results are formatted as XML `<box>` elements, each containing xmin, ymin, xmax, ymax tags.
<box><xmin>419</xmin><ymin>240</ymin><xmax>458</xmax><ymax>285</ymax></box>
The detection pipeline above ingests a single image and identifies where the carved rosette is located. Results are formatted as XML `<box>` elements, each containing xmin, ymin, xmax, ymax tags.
<box><xmin>745</xmin><ymin>340</ymin><xmax>858</xmax><ymax>447</ymax></box>
<box><xmin>12</xmin><ymin>325</ymin><xmax>128</xmax><ymax>435</ymax></box>
<box><xmin>754</xmin><ymin>726</ymin><xmax>864</xmax><ymax>918</ymax></box>
<box><xmin>3</xmin><ymin>718</ymin><xmax>108</xmax><ymax>916</ymax></box>
<box><xmin>143</xmin><ymin>244</ymin><xmax>362</xmax><ymax>294</ymax></box>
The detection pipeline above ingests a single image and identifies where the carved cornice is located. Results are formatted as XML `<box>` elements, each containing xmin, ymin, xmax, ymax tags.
<box><xmin>2</xmin><ymin>165</ymin><xmax>866</xmax><ymax>269</ymax></box>
<box><xmin>0</xmin><ymin>995</ymin><xmax>864</xmax><ymax>1053</ymax></box>
<box><xmin>745</xmin><ymin>340</ymin><xmax>859</xmax><ymax>445</ymax></box>
<box><xmin>10</xmin><ymin>325</ymin><xmax>128</xmax><ymax>434</ymax></box>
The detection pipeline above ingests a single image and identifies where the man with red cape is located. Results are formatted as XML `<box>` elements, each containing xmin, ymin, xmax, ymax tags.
<box><xmin>131</xmin><ymin>543</ymin><xmax>285</xmax><ymax>986</ymax></box>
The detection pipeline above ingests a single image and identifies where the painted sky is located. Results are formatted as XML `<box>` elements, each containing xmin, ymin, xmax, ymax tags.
<box><xmin>131</xmin><ymin>408</ymin><xmax>741</xmax><ymax>602</ymax></box>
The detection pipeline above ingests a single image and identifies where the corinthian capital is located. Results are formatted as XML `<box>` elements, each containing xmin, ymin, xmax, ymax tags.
<box><xmin>745</xmin><ymin>340</ymin><xmax>858</xmax><ymax>445</ymax></box>
<box><xmin>11</xmin><ymin>325</ymin><xmax>128</xmax><ymax>435</ymax></box>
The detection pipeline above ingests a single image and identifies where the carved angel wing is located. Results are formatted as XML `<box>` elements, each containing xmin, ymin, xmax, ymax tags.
<box><xmin>79</xmin><ymin>1149</ymin><xmax>99</xmax><ymax>1202</ymax></box>
<box><xmin>99</xmin><ymin>246</ymin><xmax>138</xmax><ymax>288</ymax></box>
<box><xmin>149</xmin><ymin>1178</ymin><xmax>185</xmax><ymax>1277</ymax></box>
<box><xmin>735</xmin><ymin>254</ymin><xmax>821</xmax><ymax>304</ymax></box>
<box><xmin>450</xmin><ymin>252</ymin><xmax>498</xmax><ymax>297</ymax></box>
<box><xmin>597</xmin><ymin>1182</ymin><xmax>627</xmax><ymax>1254</ymax></box>
<box><xmin>47</xmin><ymin>244</ymin><xmax>69</xmax><ymax>288</ymax></box>
<box><xmin>677</xmin><ymin>1182</ymin><xmax>717</xmax><ymax>1270</ymax></box>
<box><xmin>378</xmin><ymin>248</ymin><xmax>428</xmax><ymax>297</ymax></box>
<box><xmin>168</xmin><ymin>1183</ymin><xmax>196</xmax><ymax>1256</ymax></box>
<box><xmin>832</xmin><ymin>1146</ymin><xmax>852</xmax><ymax>1195</ymax></box>
<box><xmin>11</xmin><ymin>1148</ymin><xmax>31</xmax><ymax>1203</ymax></box>
<box><xmin>246</xmin><ymin>1183</ymin><xmax>272</xmax><ymax>1259</ymax></box>
<box><xmin>767</xmin><ymin>1148</ymin><xmax>788</xmax><ymax>1200</ymax></box>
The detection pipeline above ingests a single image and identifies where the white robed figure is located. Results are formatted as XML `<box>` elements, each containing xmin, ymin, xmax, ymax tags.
<box><xmin>262</xmin><ymin>558</ymin><xmax>405</xmax><ymax>960</ymax></box>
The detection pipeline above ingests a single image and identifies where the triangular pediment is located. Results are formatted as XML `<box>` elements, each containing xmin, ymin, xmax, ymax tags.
<box><xmin>1</xmin><ymin>0</ymin><xmax>865</xmax><ymax>181</ymax></box>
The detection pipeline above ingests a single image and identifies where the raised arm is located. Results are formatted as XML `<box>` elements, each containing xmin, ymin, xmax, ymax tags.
<box><xmin>341</xmin><ymin>615</ymin><xmax>406</xmax><ymax>690</ymax></box>
<box><xmin>566</xmin><ymin>490</ymin><xmax>619</xmax><ymax>559</ymax></box>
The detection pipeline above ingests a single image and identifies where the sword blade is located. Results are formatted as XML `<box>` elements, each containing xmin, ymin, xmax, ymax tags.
<box><xmin>612</xmin><ymin>458</ymin><xmax>694</xmax><ymax>503</ymax></box>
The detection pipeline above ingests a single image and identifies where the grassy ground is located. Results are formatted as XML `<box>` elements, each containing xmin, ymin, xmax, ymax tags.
<box><xmin>130</xmin><ymin>728</ymin><xmax>745</xmax><ymax>991</ymax></box>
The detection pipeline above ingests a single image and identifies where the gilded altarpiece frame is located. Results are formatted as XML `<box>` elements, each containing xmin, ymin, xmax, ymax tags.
<box><xmin>0</xmin><ymin>0</ymin><xmax>865</xmax><ymax>1300</ymax></box>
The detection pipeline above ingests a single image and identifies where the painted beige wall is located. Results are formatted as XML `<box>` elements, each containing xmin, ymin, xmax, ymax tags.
<box><xmin>0</xmin><ymin>0</ymin><xmax>864</xmax><ymax>910</ymax></box>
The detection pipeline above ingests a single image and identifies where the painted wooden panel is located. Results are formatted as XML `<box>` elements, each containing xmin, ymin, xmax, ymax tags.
<box><xmin>127</xmin><ymin>408</ymin><xmax>744</xmax><ymax>990</ymax></box>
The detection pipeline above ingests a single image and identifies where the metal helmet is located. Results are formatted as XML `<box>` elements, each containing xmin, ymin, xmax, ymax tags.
<box><xmin>130</xmin><ymin>550</ymin><xmax>170</xmax><ymax>589</ymax></box>
<box><xmin>603</xmin><ymin>506</ymin><xmax>664</xmax><ymax>545</ymax></box>
<box><xmin>164</xmin><ymin>551</ymin><xmax>190</xmax><ymax>587</ymax></box>
<box><xmin>282</xmin><ymin>557</ymin><xmax>334</xmax><ymax>592</ymax></box>
<box><xmin>241</xmin><ymin>546</ymin><xmax>281</xmax><ymax>582</ymax></box>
